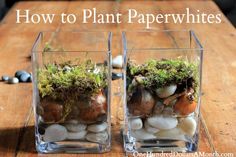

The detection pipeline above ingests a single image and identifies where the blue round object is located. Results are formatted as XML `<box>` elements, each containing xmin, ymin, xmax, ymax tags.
<box><xmin>8</xmin><ymin>77</ymin><xmax>19</xmax><ymax>84</ymax></box>
<box><xmin>2</xmin><ymin>75</ymin><xmax>9</xmax><ymax>81</ymax></box>
<box><xmin>15</xmin><ymin>70</ymin><xmax>28</xmax><ymax>78</ymax></box>
<box><xmin>27</xmin><ymin>75</ymin><xmax>32</xmax><ymax>82</ymax></box>
<box><xmin>19</xmin><ymin>73</ymin><xmax>31</xmax><ymax>82</ymax></box>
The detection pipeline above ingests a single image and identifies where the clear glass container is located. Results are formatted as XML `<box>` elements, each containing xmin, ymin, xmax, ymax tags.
<box><xmin>31</xmin><ymin>31</ymin><xmax>112</xmax><ymax>153</ymax></box>
<box><xmin>122</xmin><ymin>30</ymin><xmax>203</xmax><ymax>153</ymax></box>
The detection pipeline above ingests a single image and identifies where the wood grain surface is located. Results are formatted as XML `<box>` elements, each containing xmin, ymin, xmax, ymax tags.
<box><xmin>0</xmin><ymin>1</ymin><xmax>235</xmax><ymax>157</ymax></box>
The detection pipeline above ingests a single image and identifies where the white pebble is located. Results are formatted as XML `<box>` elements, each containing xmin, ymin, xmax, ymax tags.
<box><xmin>131</xmin><ymin>129</ymin><xmax>156</xmax><ymax>140</ymax></box>
<box><xmin>129</xmin><ymin>118</ymin><xmax>143</xmax><ymax>130</ymax></box>
<box><xmin>44</xmin><ymin>124</ymin><xmax>67</xmax><ymax>142</ymax></box>
<box><xmin>2</xmin><ymin>75</ymin><xmax>9</xmax><ymax>81</ymax></box>
<box><xmin>66</xmin><ymin>119</ymin><xmax>79</xmax><ymax>124</ymax></box>
<box><xmin>144</xmin><ymin>120</ymin><xmax>160</xmax><ymax>133</ymax></box>
<box><xmin>178</xmin><ymin>117</ymin><xmax>197</xmax><ymax>136</ymax></box>
<box><xmin>86</xmin><ymin>131</ymin><xmax>108</xmax><ymax>144</ymax></box>
<box><xmin>155</xmin><ymin>127</ymin><xmax>185</xmax><ymax>140</ymax></box>
<box><xmin>87</xmin><ymin>122</ymin><xmax>108</xmax><ymax>133</ymax></box>
<box><xmin>8</xmin><ymin>77</ymin><xmax>19</xmax><ymax>84</ymax></box>
<box><xmin>65</xmin><ymin>123</ymin><xmax>87</xmax><ymax>132</ymax></box>
<box><xmin>147</xmin><ymin>115</ymin><xmax>178</xmax><ymax>130</ymax></box>
<box><xmin>155</xmin><ymin>84</ymin><xmax>177</xmax><ymax>98</ymax></box>
<box><xmin>67</xmin><ymin>130</ymin><xmax>87</xmax><ymax>140</ymax></box>
<box><xmin>112</xmin><ymin>55</ymin><xmax>123</xmax><ymax>68</ymax></box>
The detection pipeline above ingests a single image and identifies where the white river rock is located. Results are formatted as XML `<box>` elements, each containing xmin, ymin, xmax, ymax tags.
<box><xmin>67</xmin><ymin>130</ymin><xmax>87</xmax><ymax>140</ymax></box>
<box><xmin>178</xmin><ymin>117</ymin><xmax>197</xmax><ymax>136</ymax></box>
<box><xmin>86</xmin><ymin>131</ymin><xmax>108</xmax><ymax>144</ymax></box>
<box><xmin>144</xmin><ymin>120</ymin><xmax>160</xmax><ymax>133</ymax></box>
<box><xmin>129</xmin><ymin>118</ymin><xmax>143</xmax><ymax>130</ymax></box>
<box><xmin>155</xmin><ymin>84</ymin><xmax>177</xmax><ymax>98</ymax></box>
<box><xmin>131</xmin><ymin>129</ymin><xmax>156</xmax><ymax>140</ymax></box>
<box><xmin>65</xmin><ymin>123</ymin><xmax>87</xmax><ymax>132</ymax></box>
<box><xmin>155</xmin><ymin>127</ymin><xmax>185</xmax><ymax>140</ymax></box>
<box><xmin>87</xmin><ymin>122</ymin><xmax>108</xmax><ymax>133</ymax></box>
<box><xmin>112</xmin><ymin>55</ymin><xmax>123</xmax><ymax>68</ymax></box>
<box><xmin>147</xmin><ymin>115</ymin><xmax>178</xmax><ymax>130</ymax></box>
<box><xmin>66</xmin><ymin>119</ymin><xmax>79</xmax><ymax>124</ymax></box>
<box><xmin>44</xmin><ymin>124</ymin><xmax>68</xmax><ymax>142</ymax></box>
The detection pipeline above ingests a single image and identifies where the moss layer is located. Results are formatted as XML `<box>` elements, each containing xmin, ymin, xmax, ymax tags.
<box><xmin>38</xmin><ymin>60</ymin><xmax>107</xmax><ymax>99</ymax></box>
<box><xmin>127</xmin><ymin>59</ymin><xmax>199</xmax><ymax>93</ymax></box>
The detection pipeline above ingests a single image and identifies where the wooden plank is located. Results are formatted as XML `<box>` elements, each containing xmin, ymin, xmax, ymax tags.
<box><xmin>0</xmin><ymin>1</ymin><xmax>235</xmax><ymax>156</ymax></box>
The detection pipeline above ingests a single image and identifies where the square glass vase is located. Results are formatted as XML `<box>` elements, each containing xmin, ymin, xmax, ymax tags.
<box><xmin>121</xmin><ymin>30</ymin><xmax>203</xmax><ymax>153</ymax></box>
<box><xmin>31</xmin><ymin>31</ymin><xmax>112</xmax><ymax>153</ymax></box>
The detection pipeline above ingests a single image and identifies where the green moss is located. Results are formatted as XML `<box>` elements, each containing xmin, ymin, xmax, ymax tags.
<box><xmin>38</xmin><ymin>59</ymin><xmax>107</xmax><ymax>99</ymax></box>
<box><xmin>127</xmin><ymin>59</ymin><xmax>199</xmax><ymax>92</ymax></box>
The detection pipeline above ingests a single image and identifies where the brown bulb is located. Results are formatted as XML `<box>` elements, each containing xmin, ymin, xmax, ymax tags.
<box><xmin>41</xmin><ymin>100</ymin><xmax>63</xmax><ymax>123</ymax></box>
<box><xmin>174</xmin><ymin>94</ymin><xmax>197</xmax><ymax>116</ymax></box>
<box><xmin>78</xmin><ymin>92</ymin><xmax>107</xmax><ymax>123</ymax></box>
<box><xmin>128</xmin><ymin>88</ymin><xmax>155</xmax><ymax>117</ymax></box>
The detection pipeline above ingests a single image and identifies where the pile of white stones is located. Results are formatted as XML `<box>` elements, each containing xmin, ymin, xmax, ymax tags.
<box><xmin>129</xmin><ymin>115</ymin><xmax>197</xmax><ymax>141</ymax></box>
<box><xmin>43</xmin><ymin>121</ymin><xmax>109</xmax><ymax>144</ymax></box>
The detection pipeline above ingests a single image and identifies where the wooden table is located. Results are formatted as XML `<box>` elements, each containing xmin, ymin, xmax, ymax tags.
<box><xmin>0</xmin><ymin>1</ymin><xmax>235</xmax><ymax>157</ymax></box>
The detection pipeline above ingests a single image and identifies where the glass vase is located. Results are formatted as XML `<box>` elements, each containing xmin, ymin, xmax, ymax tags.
<box><xmin>122</xmin><ymin>30</ymin><xmax>203</xmax><ymax>153</ymax></box>
<box><xmin>31</xmin><ymin>31</ymin><xmax>112</xmax><ymax>153</ymax></box>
